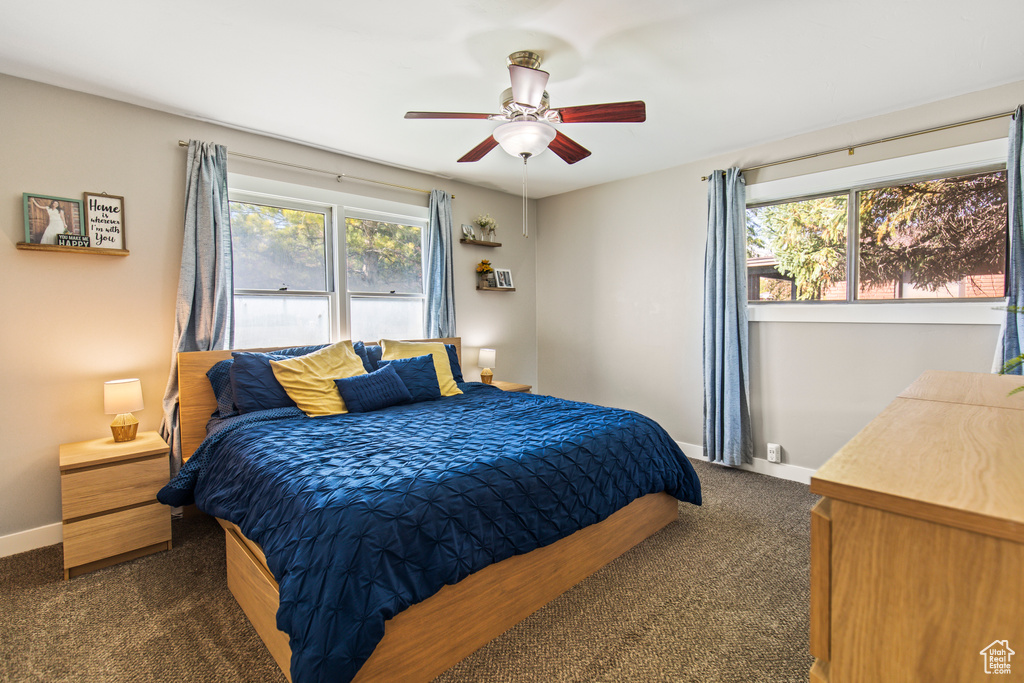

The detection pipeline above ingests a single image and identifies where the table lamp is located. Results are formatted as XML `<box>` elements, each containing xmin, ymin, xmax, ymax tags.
<box><xmin>478</xmin><ymin>348</ymin><xmax>496</xmax><ymax>385</ymax></box>
<box><xmin>104</xmin><ymin>378</ymin><xmax>144</xmax><ymax>442</ymax></box>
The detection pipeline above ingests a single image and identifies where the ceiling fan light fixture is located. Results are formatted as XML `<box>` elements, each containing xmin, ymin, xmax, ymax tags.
<box><xmin>493</xmin><ymin>120</ymin><xmax>556</xmax><ymax>159</ymax></box>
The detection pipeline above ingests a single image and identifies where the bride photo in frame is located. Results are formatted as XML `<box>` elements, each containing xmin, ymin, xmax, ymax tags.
<box><xmin>23</xmin><ymin>193</ymin><xmax>83</xmax><ymax>245</ymax></box>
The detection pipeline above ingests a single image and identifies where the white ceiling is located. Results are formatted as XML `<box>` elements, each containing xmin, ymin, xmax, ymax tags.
<box><xmin>1</xmin><ymin>0</ymin><xmax>1022</xmax><ymax>198</ymax></box>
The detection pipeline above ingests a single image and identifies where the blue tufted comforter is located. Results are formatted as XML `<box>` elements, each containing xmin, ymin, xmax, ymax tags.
<box><xmin>158</xmin><ymin>383</ymin><xmax>701</xmax><ymax>682</ymax></box>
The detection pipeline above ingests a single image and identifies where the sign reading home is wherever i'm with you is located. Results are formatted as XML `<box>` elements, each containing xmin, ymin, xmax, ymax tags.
<box><xmin>84</xmin><ymin>192</ymin><xmax>125</xmax><ymax>249</ymax></box>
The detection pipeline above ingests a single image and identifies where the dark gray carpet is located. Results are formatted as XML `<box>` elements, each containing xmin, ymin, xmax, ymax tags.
<box><xmin>0</xmin><ymin>460</ymin><xmax>817</xmax><ymax>682</ymax></box>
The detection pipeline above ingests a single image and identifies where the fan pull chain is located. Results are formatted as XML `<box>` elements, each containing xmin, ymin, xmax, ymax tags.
<box><xmin>521</xmin><ymin>154</ymin><xmax>529</xmax><ymax>238</ymax></box>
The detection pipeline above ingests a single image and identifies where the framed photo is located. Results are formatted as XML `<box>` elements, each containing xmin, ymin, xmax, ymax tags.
<box><xmin>84</xmin><ymin>192</ymin><xmax>125</xmax><ymax>250</ymax></box>
<box><xmin>23</xmin><ymin>193</ymin><xmax>84</xmax><ymax>245</ymax></box>
<box><xmin>494</xmin><ymin>268</ymin><xmax>514</xmax><ymax>289</ymax></box>
<box><xmin>461</xmin><ymin>224</ymin><xmax>477</xmax><ymax>240</ymax></box>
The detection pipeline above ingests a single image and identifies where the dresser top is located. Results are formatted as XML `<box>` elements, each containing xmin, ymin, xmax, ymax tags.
<box><xmin>59</xmin><ymin>430</ymin><xmax>169</xmax><ymax>471</ymax></box>
<box><xmin>811</xmin><ymin>370</ymin><xmax>1024</xmax><ymax>544</ymax></box>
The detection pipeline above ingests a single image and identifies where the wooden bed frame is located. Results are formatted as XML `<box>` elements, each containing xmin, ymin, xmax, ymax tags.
<box><xmin>177</xmin><ymin>338</ymin><xmax>679</xmax><ymax>682</ymax></box>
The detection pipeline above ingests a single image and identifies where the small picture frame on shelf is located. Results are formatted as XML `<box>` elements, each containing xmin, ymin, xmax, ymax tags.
<box><xmin>461</xmin><ymin>224</ymin><xmax>476</xmax><ymax>240</ymax></box>
<box><xmin>84</xmin><ymin>192</ymin><xmax>125</xmax><ymax>250</ymax></box>
<box><xmin>23</xmin><ymin>193</ymin><xmax>84</xmax><ymax>245</ymax></box>
<box><xmin>494</xmin><ymin>268</ymin><xmax>514</xmax><ymax>289</ymax></box>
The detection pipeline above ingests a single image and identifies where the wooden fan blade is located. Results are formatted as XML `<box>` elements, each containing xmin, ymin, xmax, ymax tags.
<box><xmin>405</xmin><ymin>111</ymin><xmax>494</xmax><ymax>120</ymax></box>
<box><xmin>508</xmin><ymin>65</ymin><xmax>550</xmax><ymax>109</ymax></box>
<box><xmin>555</xmin><ymin>101</ymin><xmax>646</xmax><ymax>123</ymax></box>
<box><xmin>548</xmin><ymin>131</ymin><xmax>592</xmax><ymax>165</ymax></box>
<box><xmin>458</xmin><ymin>136</ymin><xmax>499</xmax><ymax>162</ymax></box>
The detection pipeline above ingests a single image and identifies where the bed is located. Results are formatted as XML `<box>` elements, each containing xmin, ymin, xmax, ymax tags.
<box><xmin>161</xmin><ymin>337</ymin><xmax>701</xmax><ymax>682</ymax></box>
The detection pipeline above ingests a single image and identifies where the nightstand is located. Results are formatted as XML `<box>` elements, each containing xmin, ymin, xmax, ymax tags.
<box><xmin>491</xmin><ymin>380</ymin><xmax>532</xmax><ymax>393</ymax></box>
<box><xmin>59</xmin><ymin>430</ymin><xmax>172</xmax><ymax>579</ymax></box>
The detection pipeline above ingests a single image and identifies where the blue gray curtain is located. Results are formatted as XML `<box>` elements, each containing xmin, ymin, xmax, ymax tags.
<box><xmin>424</xmin><ymin>189</ymin><xmax>456</xmax><ymax>337</ymax></box>
<box><xmin>703</xmin><ymin>168</ymin><xmax>753</xmax><ymax>466</ymax></box>
<box><xmin>160</xmin><ymin>140</ymin><xmax>233</xmax><ymax>473</ymax></box>
<box><xmin>998</xmin><ymin>106</ymin><xmax>1024</xmax><ymax>375</ymax></box>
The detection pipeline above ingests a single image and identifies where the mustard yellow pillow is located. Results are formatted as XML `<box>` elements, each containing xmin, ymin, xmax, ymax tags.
<box><xmin>270</xmin><ymin>341</ymin><xmax>366</xmax><ymax>416</ymax></box>
<box><xmin>379</xmin><ymin>340</ymin><xmax>462</xmax><ymax>397</ymax></box>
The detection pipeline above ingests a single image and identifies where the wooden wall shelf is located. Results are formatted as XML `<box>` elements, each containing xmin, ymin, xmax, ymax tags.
<box><xmin>17</xmin><ymin>242</ymin><xmax>129</xmax><ymax>256</ymax></box>
<box><xmin>460</xmin><ymin>239</ymin><xmax>501</xmax><ymax>248</ymax></box>
<box><xmin>477</xmin><ymin>285</ymin><xmax>516</xmax><ymax>292</ymax></box>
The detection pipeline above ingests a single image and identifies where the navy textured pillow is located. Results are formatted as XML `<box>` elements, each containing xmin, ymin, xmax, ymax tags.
<box><xmin>444</xmin><ymin>344</ymin><xmax>464</xmax><ymax>383</ymax></box>
<box><xmin>206</xmin><ymin>359</ymin><xmax>237</xmax><ymax>417</ymax></box>
<box><xmin>230</xmin><ymin>352</ymin><xmax>296</xmax><ymax>413</ymax></box>
<box><xmin>377</xmin><ymin>354</ymin><xmax>441</xmax><ymax>403</ymax></box>
<box><xmin>334</xmin><ymin>365</ymin><xmax>413</xmax><ymax>413</ymax></box>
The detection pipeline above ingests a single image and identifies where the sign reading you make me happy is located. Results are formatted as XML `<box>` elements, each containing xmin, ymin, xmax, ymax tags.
<box><xmin>84</xmin><ymin>193</ymin><xmax>125</xmax><ymax>250</ymax></box>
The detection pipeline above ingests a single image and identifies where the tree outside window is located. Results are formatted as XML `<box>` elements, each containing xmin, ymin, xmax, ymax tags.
<box><xmin>746</xmin><ymin>169</ymin><xmax>1007</xmax><ymax>303</ymax></box>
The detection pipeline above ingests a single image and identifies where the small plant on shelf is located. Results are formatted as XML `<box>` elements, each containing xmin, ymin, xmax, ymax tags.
<box><xmin>476</xmin><ymin>259</ymin><xmax>495</xmax><ymax>287</ymax></box>
<box><xmin>476</xmin><ymin>214</ymin><xmax>497</xmax><ymax>241</ymax></box>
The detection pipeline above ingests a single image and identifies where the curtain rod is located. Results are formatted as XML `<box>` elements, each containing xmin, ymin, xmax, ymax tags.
<box><xmin>176</xmin><ymin>140</ymin><xmax>451</xmax><ymax>198</ymax></box>
<box><xmin>700</xmin><ymin>109</ymin><xmax>1016</xmax><ymax>181</ymax></box>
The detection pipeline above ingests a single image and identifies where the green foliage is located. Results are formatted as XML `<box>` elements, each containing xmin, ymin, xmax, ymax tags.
<box><xmin>230</xmin><ymin>202</ymin><xmax>326</xmax><ymax>291</ymax></box>
<box><xmin>997</xmin><ymin>307</ymin><xmax>1023</xmax><ymax>396</ymax></box>
<box><xmin>346</xmin><ymin>218</ymin><xmax>422</xmax><ymax>293</ymax></box>
<box><xmin>747</xmin><ymin>170</ymin><xmax>1007</xmax><ymax>301</ymax></box>
<box><xmin>859</xmin><ymin>171</ymin><xmax>1007</xmax><ymax>291</ymax></box>
<box><xmin>747</xmin><ymin>195</ymin><xmax>847</xmax><ymax>300</ymax></box>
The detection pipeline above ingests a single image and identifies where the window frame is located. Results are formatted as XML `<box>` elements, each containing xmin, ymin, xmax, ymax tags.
<box><xmin>226</xmin><ymin>176</ymin><xmax>431</xmax><ymax>346</ymax></box>
<box><xmin>745</xmin><ymin>138</ymin><xmax>1009</xmax><ymax>325</ymax></box>
<box><xmin>228</xmin><ymin>191</ymin><xmax>342</xmax><ymax>345</ymax></box>
<box><xmin>343</xmin><ymin>207</ymin><xmax>428</xmax><ymax>341</ymax></box>
<box><xmin>746</xmin><ymin>189</ymin><xmax>851</xmax><ymax>303</ymax></box>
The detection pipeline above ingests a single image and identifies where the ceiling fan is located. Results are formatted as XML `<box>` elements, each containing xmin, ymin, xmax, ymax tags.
<box><xmin>405</xmin><ymin>50</ymin><xmax>646</xmax><ymax>165</ymax></box>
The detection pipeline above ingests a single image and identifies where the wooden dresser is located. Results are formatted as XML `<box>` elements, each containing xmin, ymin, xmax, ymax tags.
<box><xmin>809</xmin><ymin>370</ymin><xmax>1024</xmax><ymax>683</ymax></box>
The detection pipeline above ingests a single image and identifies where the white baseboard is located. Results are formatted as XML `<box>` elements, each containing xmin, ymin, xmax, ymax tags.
<box><xmin>677</xmin><ymin>441</ymin><xmax>815</xmax><ymax>486</ymax></box>
<box><xmin>0</xmin><ymin>522</ymin><xmax>62</xmax><ymax>558</ymax></box>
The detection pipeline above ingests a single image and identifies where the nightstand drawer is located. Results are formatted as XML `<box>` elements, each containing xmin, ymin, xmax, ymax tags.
<box><xmin>61</xmin><ymin>455</ymin><xmax>166</xmax><ymax>519</ymax></box>
<box><xmin>63</xmin><ymin>503</ymin><xmax>171</xmax><ymax>569</ymax></box>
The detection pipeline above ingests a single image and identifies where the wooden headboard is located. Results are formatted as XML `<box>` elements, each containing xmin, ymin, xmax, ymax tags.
<box><xmin>177</xmin><ymin>338</ymin><xmax>461</xmax><ymax>462</ymax></box>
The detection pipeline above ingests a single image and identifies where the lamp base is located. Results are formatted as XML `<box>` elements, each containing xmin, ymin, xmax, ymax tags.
<box><xmin>480</xmin><ymin>368</ymin><xmax>493</xmax><ymax>385</ymax></box>
<box><xmin>110</xmin><ymin>413</ymin><xmax>139</xmax><ymax>442</ymax></box>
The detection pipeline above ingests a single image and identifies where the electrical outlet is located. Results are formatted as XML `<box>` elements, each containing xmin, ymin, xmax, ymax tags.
<box><xmin>767</xmin><ymin>443</ymin><xmax>782</xmax><ymax>463</ymax></box>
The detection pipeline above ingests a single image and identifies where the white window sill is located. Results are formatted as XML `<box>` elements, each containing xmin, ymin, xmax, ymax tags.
<box><xmin>747</xmin><ymin>301</ymin><xmax>1005</xmax><ymax>325</ymax></box>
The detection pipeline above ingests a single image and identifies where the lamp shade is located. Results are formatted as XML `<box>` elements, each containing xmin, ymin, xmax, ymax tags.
<box><xmin>104</xmin><ymin>378</ymin><xmax>144</xmax><ymax>415</ymax></box>
<box><xmin>492</xmin><ymin>120</ymin><xmax>556</xmax><ymax>158</ymax></box>
<box><xmin>478</xmin><ymin>348</ymin><xmax>497</xmax><ymax>368</ymax></box>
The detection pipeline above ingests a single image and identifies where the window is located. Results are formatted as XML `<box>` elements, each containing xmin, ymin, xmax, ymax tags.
<box><xmin>228</xmin><ymin>190</ymin><xmax>427</xmax><ymax>348</ymax></box>
<box><xmin>230</xmin><ymin>198</ymin><xmax>334</xmax><ymax>348</ymax></box>
<box><xmin>747</xmin><ymin>168</ymin><xmax>1007</xmax><ymax>304</ymax></box>
<box><xmin>747</xmin><ymin>194</ymin><xmax>848</xmax><ymax>301</ymax></box>
<box><xmin>345</xmin><ymin>212</ymin><xmax>425</xmax><ymax>341</ymax></box>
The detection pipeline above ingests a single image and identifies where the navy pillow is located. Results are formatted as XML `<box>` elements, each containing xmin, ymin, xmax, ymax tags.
<box><xmin>278</xmin><ymin>344</ymin><xmax>330</xmax><ymax>357</ymax></box>
<box><xmin>352</xmin><ymin>341</ymin><xmax>375</xmax><ymax>374</ymax></box>
<box><xmin>206</xmin><ymin>359</ymin><xmax>237</xmax><ymax>417</ymax></box>
<box><xmin>228</xmin><ymin>344</ymin><xmax>329</xmax><ymax>414</ymax></box>
<box><xmin>362</xmin><ymin>344</ymin><xmax>383</xmax><ymax>372</ymax></box>
<box><xmin>377</xmin><ymin>354</ymin><xmax>441</xmax><ymax>403</ymax></box>
<box><xmin>444</xmin><ymin>344</ymin><xmax>464</xmax><ymax>383</ymax></box>
<box><xmin>230</xmin><ymin>352</ymin><xmax>294</xmax><ymax>414</ymax></box>
<box><xmin>334</xmin><ymin>365</ymin><xmax>413</xmax><ymax>413</ymax></box>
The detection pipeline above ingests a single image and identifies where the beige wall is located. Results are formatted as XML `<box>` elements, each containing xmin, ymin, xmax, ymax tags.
<box><xmin>0</xmin><ymin>74</ymin><xmax>537</xmax><ymax>540</ymax></box>
<box><xmin>536</xmin><ymin>80</ymin><xmax>1023</xmax><ymax>471</ymax></box>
